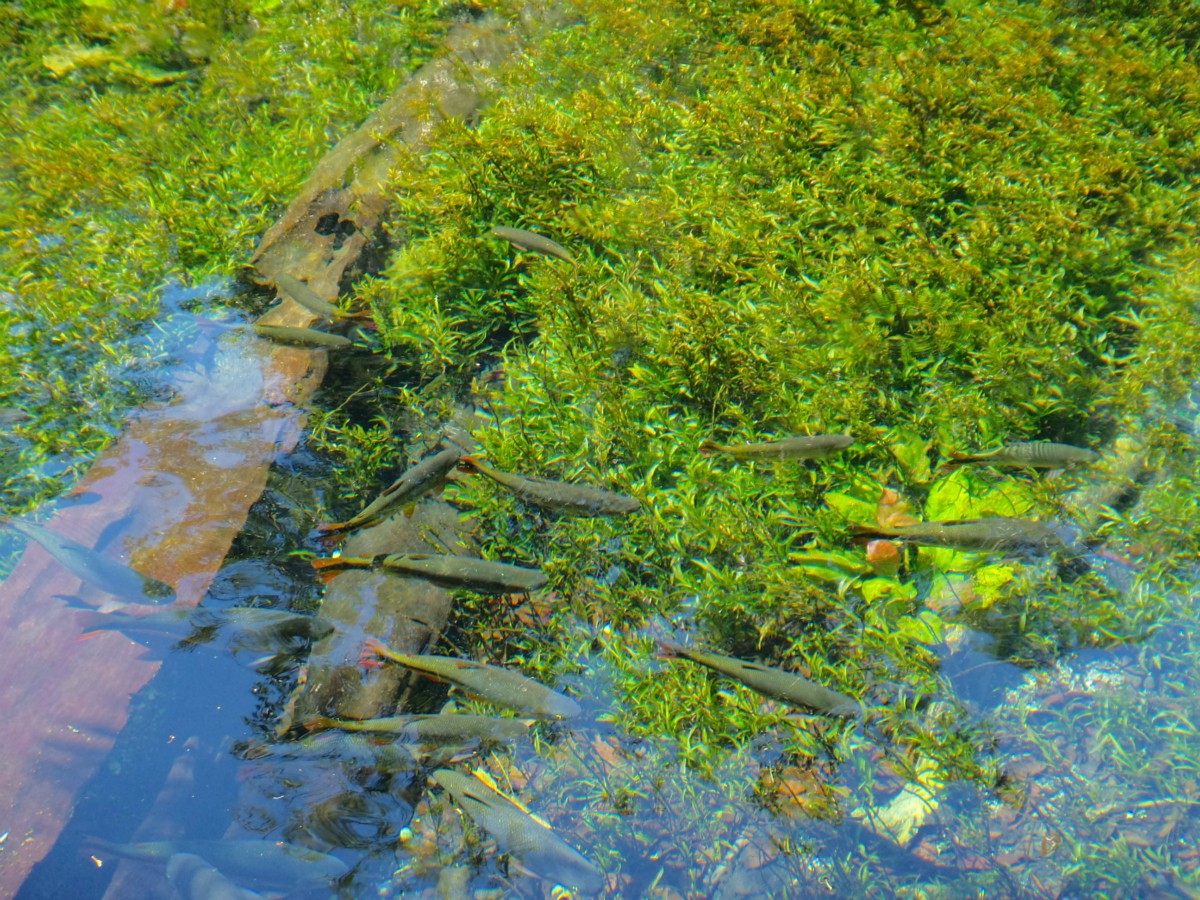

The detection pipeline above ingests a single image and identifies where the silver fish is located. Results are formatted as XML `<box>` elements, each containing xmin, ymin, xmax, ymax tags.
<box><xmin>491</xmin><ymin>226</ymin><xmax>576</xmax><ymax>263</ymax></box>
<box><xmin>305</xmin><ymin>713</ymin><xmax>531</xmax><ymax>745</ymax></box>
<box><xmin>166</xmin><ymin>853</ymin><xmax>264</xmax><ymax>900</ymax></box>
<box><xmin>275</xmin><ymin>273</ymin><xmax>369</xmax><ymax>322</ymax></box>
<box><xmin>458</xmin><ymin>456</ymin><xmax>639</xmax><ymax>517</ymax></box>
<box><xmin>312</xmin><ymin>553</ymin><xmax>547</xmax><ymax>594</ymax></box>
<box><xmin>660</xmin><ymin>642</ymin><xmax>860</xmax><ymax>717</ymax></box>
<box><xmin>85</xmin><ymin>838</ymin><xmax>347</xmax><ymax>891</ymax></box>
<box><xmin>0</xmin><ymin>515</ymin><xmax>174</xmax><ymax>604</ymax></box>
<box><xmin>849</xmin><ymin>517</ymin><xmax>1072</xmax><ymax>555</ymax></box>
<box><xmin>435</xmin><ymin>769</ymin><xmax>604</xmax><ymax>893</ymax></box>
<box><xmin>315</xmin><ymin>446</ymin><xmax>464</xmax><ymax>536</ymax></box>
<box><xmin>252</xmin><ymin>324</ymin><xmax>352</xmax><ymax>349</ymax></box>
<box><xmin>943</xmin><ymin>441</ymin><xmax>1099</xmax><ymax>470</ymax></box>
<box><xmin>698</xmin><ymin>434</ymin><xmax>853</xmax><ymax>460</ymax></box>
<box><xmin>363</xmin><ymin>639</ymin><xmax>581</xmax><ymax>719</ymax></box>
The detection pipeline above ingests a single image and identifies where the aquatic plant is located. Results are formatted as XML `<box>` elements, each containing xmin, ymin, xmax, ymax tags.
<box><xmin>0</xmin><ymin>0</ymin><xmax>452</xmax><ymax>521</ymax></box>
<box><xmin>334</xmin><ymin>0</ymin><xmax>1200</xmax><ymax>893</ymax></box>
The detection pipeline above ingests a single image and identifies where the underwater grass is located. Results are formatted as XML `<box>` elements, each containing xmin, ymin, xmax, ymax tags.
<box><xmin>0</xmin><ymin>0</ymin><xmax>453</xmax><ymax>518</ymax></box>
<box><xmin>2</xmin><ymin>0</ymin><xmax>1198</xmax><ymax>893</ymax></box>
<box><xmin>325</xmin><ymin>0</ymin><xmax>1200</xmax><ymax>892</ymax></box>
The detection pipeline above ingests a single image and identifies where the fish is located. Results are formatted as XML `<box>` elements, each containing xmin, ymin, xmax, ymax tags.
<box><xmin>166</xmin><ymin>852</ymin><xmax>265</xmax><ymax>900</ymax></box>
<box><xmin>84</xmin><ymin>838</ymin><xmax>348</xmax><ymax>891</ymax></box>
<box><xmin>698</xmin><ymin>434</ymin><xmax>853</xmax><ymax>460</ymax></box>
<box><xmin>659</xmin><ymin>641</ymin><xmax>860</xmax><ymax>717</ymax></box>
<box><xmin>434</xmin><ymin>769</ymin><xmax>604</xmax><ymax>893</ymax></box>
<box><xmin>304</xmin><ymin>713</ymin><xmax>531</xmax><ymax>745</ymax></box>
<box><xmin>457</xmin><ymin>456</ymin><xmax>640</xmax><ymax>517</ymax></box>
<box><xmin>940</xmin><ymin>441</ymin><xmax>1100</xmax><ymax>471</ymax></box>
<box><xmin>0</xmin><ymin>515</ymin><xmax>175</xmax><ymax>606</ymax></box>
<box><xmin>848</xmin><ymin>517</ymin><xmax>1072</xmax><ymax>555</ymax></box>
<box><xmin>251</xmin><ymin>324</ymin><xmax>352</xmax><ymax>349</ymax></box>
<box><xmin>491</xmin><ymin>226</ymin><xmax>576</xmax><ymax>264</ymax></box>
<box><xmin>361</xmin><ymin>638</ymin><xmax>582</xmax><ymax>719</ymax></box>
<box><xmin>315</xmin><ymin>446</ymin><xmax>465</xmax><ymax>536</ymax></box>
<box><xmin>275</xmin><ymin>273</ymin><xmax>371</xmax><ymax>323</ymax></box>
<box><xmin>78</xmin><ymin>607</ymin><xmax>334</xmax><ymax>654</ymax></box>
<box><xmin>311</xmin><ymin>553</ymin><xmax>547</xmax><ymax>593</ymax></box>
<box><xmin>238</xmin><ymin>731</ymin><xmax>420</xmax><ymax>773</ymax></box>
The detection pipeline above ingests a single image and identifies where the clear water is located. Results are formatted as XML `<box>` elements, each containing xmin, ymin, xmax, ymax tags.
<box><xmin>4</xmin><ymin>8</ymin><xmax>1200</xmax><ymax>900</ymax></box>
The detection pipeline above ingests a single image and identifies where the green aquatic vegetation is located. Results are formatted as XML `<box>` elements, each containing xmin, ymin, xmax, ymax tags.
<box><xmin>0</xmin><ymin>0</ymin><xmax>452</xmax><ymax>518</ymax></box>
<box><xmin>330</xmin><ymin>6</ymin><xmax>1200</xmax><ymax>892</ymax></box>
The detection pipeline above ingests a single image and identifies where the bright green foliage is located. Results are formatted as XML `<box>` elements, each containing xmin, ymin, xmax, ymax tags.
<box><xmin>353</xmin><ymin>0</ymin><xmax>1200</xmax><ymax>893</ymax></box>
<box><xmin>0</xmin><ymin>0</ymin><xmax>451</xmax><ymax>515</ymax></box>
<box><xmin>3</xmin><ymin>0</ymin><xmax>1199</xmax><ymax>893</ymax></box>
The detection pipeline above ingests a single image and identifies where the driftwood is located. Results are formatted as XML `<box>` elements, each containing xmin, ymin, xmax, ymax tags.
<box><xmin>279</xmin><ymin>495</ymin><xmax>476</xmax><ymax>732</ymax></box>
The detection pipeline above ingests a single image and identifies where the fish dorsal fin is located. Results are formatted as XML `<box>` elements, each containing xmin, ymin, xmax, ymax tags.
<box><xmin>471</xmin><ymin>769</ymin><xmax>552</xmax><ymax>828</ymax></box>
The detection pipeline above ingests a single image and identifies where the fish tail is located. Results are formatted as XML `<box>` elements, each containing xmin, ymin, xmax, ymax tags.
<box><xmin>314</xmin><ymin>520</ymin><xmax>353</xmax><ymax>536</ymax></box>
<box><xmin>73</xmin><ymin>610</ymin><xmax>117</xmax><ymax>639</ymax></box>
<box><xmin>310</xmin><ymin>556</ymin><xmax>356</xmax><ymax>584</ymax></box>
<box><xmin>83</xmin><ymin>835</ymin><xmax>114</xmax><ymax>851</ymax></box>
<box><xmin>848</xmin><ymin>524</ymin><xmax>886</xmax><ymax>545</ymax></box>
<box><xmin>697</xmin><ymin>440</ymin><xmax>723</xmax><ymax>457</ymax></box>
<box><xmin>360</xmin><ymin>636</ymin><xmax>398</xmax><ymax>668</ymax></box>
<box><xmin>936</xmin><ymin>452</ymin><xmax>972</xmax><ymax>475</ymax></box>
<box><xmin>656</xmin><ymin>639</ymin><xmax>684</xmax><ymax>659</ymax></box>
<box><xmin>310</xmin><ymin>556</ymin><xmax>349</xmax><ymax>571</ymax></box>
<box><xmin>456</xmin><ymin>455</ymin><xmax>483</xmax><ymax>473</ymax></box>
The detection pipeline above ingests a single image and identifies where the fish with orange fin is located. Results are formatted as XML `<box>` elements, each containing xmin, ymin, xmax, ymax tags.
<box><xmin>360</xmin><ymin>638</ymin><xmax>581</xmax><ymax>719</ymax></box>
<box><xmin>315</xmin><ymin>446</ymin><xmax>464</xmax><ymax>538</ymax></box>
<box><xmin>311</xmin><ymin>553</ymin><xmax>547</xmax><ymax>593</ymax></box>
<box><xmin>433</xmin><ymin>768</ymin><xmax>604</xmax><ymax>893</ymax></box>
<box><xmin>457</xmin><ymin>455</ymin><xmax>639</xmax><ymax>517</ymax></box>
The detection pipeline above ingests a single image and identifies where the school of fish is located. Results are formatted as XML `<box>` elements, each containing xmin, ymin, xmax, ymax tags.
<box><xmin>37</xmin><ymin>226</ymin><xmax>1105</xmax><ymax>896</ymax></box>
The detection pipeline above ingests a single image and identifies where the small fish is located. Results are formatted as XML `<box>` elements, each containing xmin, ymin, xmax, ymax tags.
<box><xmin>166</xmin><ymin>852</ymin><xmax>264</xmax><ymax>900</ymax></box>
<box><xmin>848</xmin><ymin>517</ymin><xmax>1072</xmax><ymax>555</ymax></box>
<box><xmin>305</xmin><ymin>713</ymin><xmax>531</xmax><ymax>745</ymax></box>
<box><xmin>457</xmin><ymin>456</ymin><xmax>640</xmax><ymax>517</ymax></box>
<box><xmin>659</xmin><ymin>641</ymin><xmax>860</xmax><ymax>717</ymax></box>
<box><xmin>434</xmin><ymin>769</ymin><xmax>604</xmax><ymax>893</ymax></box>
<box><xmin>315</xmin><ymin>446</ymin><xmax>464</xmax><ymax>537</ymax></box>
<box><xmin>252</xmin><ymin>324</ymin><xmax>352</xmax><ymax>349</ymax></box>
<box><xmin>491</xmin><ymin>226</ymin><xmax>576</xmax><ymax>264</ymax></box>
<box><xmin>698</xmin><ymin>434</ymin><xmax>853</xmax><ymax>460</ymax></box>
<box><xmin>85</xmin><ymin>838</ymin><xmax>348</xmax><ymax>891</ymax></box>
<box><xmin>275</xmin><ymin>273</ymin><xmax>371</xmax><ymax>323</ymax></box>
<box><xmin>940</xmin><ymin>441</ymin><xmax>1100</xmax><ymax>472</ymax></box>
<box><xmin>311</xmin><ymin>553</ymin><xmax>547</xmax><ymax>593</ymax></box>
<box><xmin>0</xmin><ymin>515</ymin><xmax>175</xmax><ymax>605</ymax></box>
<box><xmin>78</xmin><ymin>607</ymin><xmax>334</xmax><ymax>652</ymax></box>
<box><xmin>361</xmin><ymin>638</ymin><xmax>581</xmax><ymax>719</ymax></box>
<box><xmin>239</xmin><ymin>731</ymin><xmax>420</xmax><ymax>773</ymax></box>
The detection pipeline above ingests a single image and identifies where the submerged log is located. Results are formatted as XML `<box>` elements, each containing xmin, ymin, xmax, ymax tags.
<box><xmin>280</xmin><ymin>495</ymin><xmax>476</xmax><ymax>731</ymax></box>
